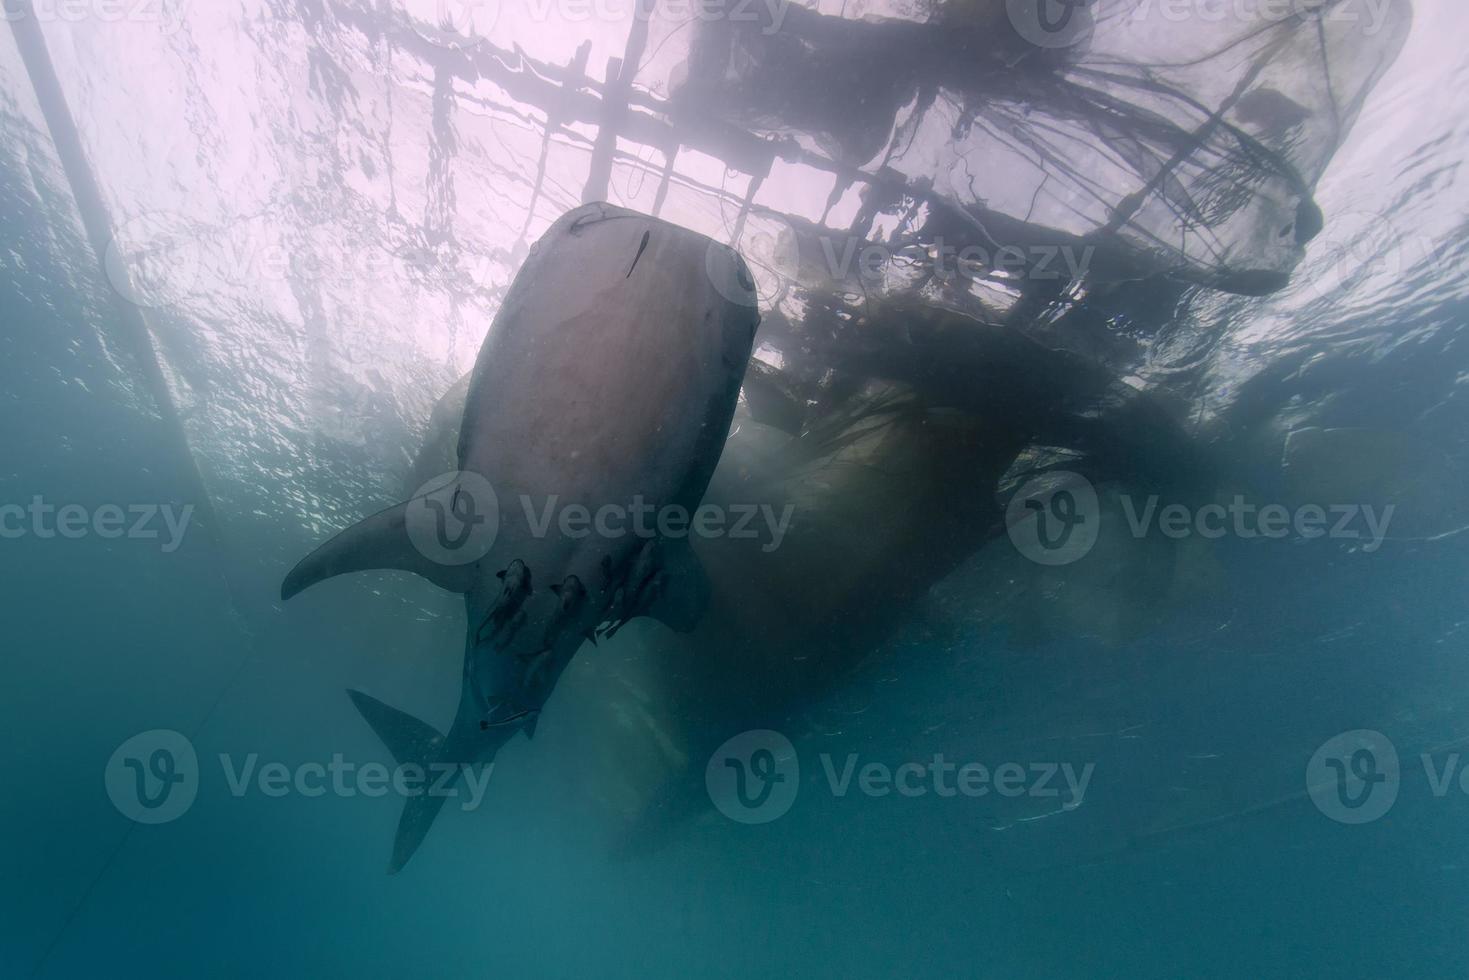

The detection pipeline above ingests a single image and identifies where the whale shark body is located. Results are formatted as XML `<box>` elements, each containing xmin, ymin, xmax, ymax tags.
<box><xmin>282</xmin><ymin>202</ymin><xmax>759</xmax><ymax>871</ymax></box>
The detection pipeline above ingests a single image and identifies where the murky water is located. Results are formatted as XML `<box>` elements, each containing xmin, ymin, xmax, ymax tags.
<box><xmin>3</xmin><ymin>2</ymin><xmax>1468</xmax><ymax>977</ymax></box>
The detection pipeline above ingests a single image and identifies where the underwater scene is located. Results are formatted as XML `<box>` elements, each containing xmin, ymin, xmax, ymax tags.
<box><xmin>3</xmin><ymin>0</ymin><xmax>1468</xmax><ymax>976</ymax></box>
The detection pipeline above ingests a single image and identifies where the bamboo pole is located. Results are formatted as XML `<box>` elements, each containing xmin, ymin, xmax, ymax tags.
<box><xmin>7</xmin><ymin>5</ymin><xmax>234</xmax><ymax>588</ymax></box>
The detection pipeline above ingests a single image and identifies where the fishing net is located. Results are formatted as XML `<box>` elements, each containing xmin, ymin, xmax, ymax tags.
<box><xmin>0</xmin><ymin>0</ymin><xmax>1410</xmax><ymax>568</ymax></box>
<box><xmin>0</xmin><ymin>0</ymin><xmax>1427</xmax><ymax>891</ymax></box>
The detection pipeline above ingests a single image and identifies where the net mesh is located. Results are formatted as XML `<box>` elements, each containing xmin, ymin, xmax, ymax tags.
<box><xmin>0</xmin><ymin>0</ymin><xmax>1411</xmax><ymax>552</ymax></box>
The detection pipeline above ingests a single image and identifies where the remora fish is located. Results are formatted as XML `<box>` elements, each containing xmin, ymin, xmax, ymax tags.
<box><xmin>281</xmin><ymin>202</ymin><xmax>759</xmax><ymax>871</ymax></box>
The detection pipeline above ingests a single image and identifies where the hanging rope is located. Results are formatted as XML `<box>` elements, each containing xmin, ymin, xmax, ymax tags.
<box><xmin>7</xmin><ymin>5</ymin><xmax>233</xmax><ymax>587</ymax></box>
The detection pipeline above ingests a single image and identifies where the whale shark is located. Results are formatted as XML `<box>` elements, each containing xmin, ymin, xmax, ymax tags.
<box><xmin>398</xmin><ymin>292</ymin><xmax>1216</xmax><ymax>855</ymax></box>
<box><xmin>281</xmin><ymin>202</ymin><xmax>759</xmax><ymax>871</ymax></box>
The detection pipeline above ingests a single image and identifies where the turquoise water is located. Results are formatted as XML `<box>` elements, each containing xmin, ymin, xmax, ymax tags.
<box><xmin>4</xmin><ymin>2</ymin><xmax>1469</xmax><ymax>977</ymax></box>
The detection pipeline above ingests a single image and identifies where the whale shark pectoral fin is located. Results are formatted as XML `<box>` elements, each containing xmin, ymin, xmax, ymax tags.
<box><xmin>280</xmin><ymin>500</ymin><xmax>478</xmax><ymax>600</ymax></box>
<box><xmin>643</xmin><ymin>538</ymin><xmax>709</xmax><ymax>633</ymax></box>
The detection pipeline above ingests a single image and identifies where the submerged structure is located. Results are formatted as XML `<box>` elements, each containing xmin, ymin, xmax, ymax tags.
<box><xmin>3</xmin><ymin>0</ymin><xmax>1411</xmax><ymax>559</ymax></box>
<box><xmin>1</xmin><ymin>0</ymin><xmax>1417</xmax><ymax>869</ymax></box>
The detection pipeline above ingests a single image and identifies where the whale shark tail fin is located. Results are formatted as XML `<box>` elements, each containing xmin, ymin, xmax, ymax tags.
<box><xmin>348</xmin><ymin>688</ymin><xmax>444</xmax><ymax>766</ymax></box>
<box><xmin>347</xmin><ymin>688</ymin><xmax>488</xmax><ymax>874</ymax></box>
<box><xmin>281</xmin><ymin>474</ymin><xmax>496</xmax><ymax>600</ymax></box>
